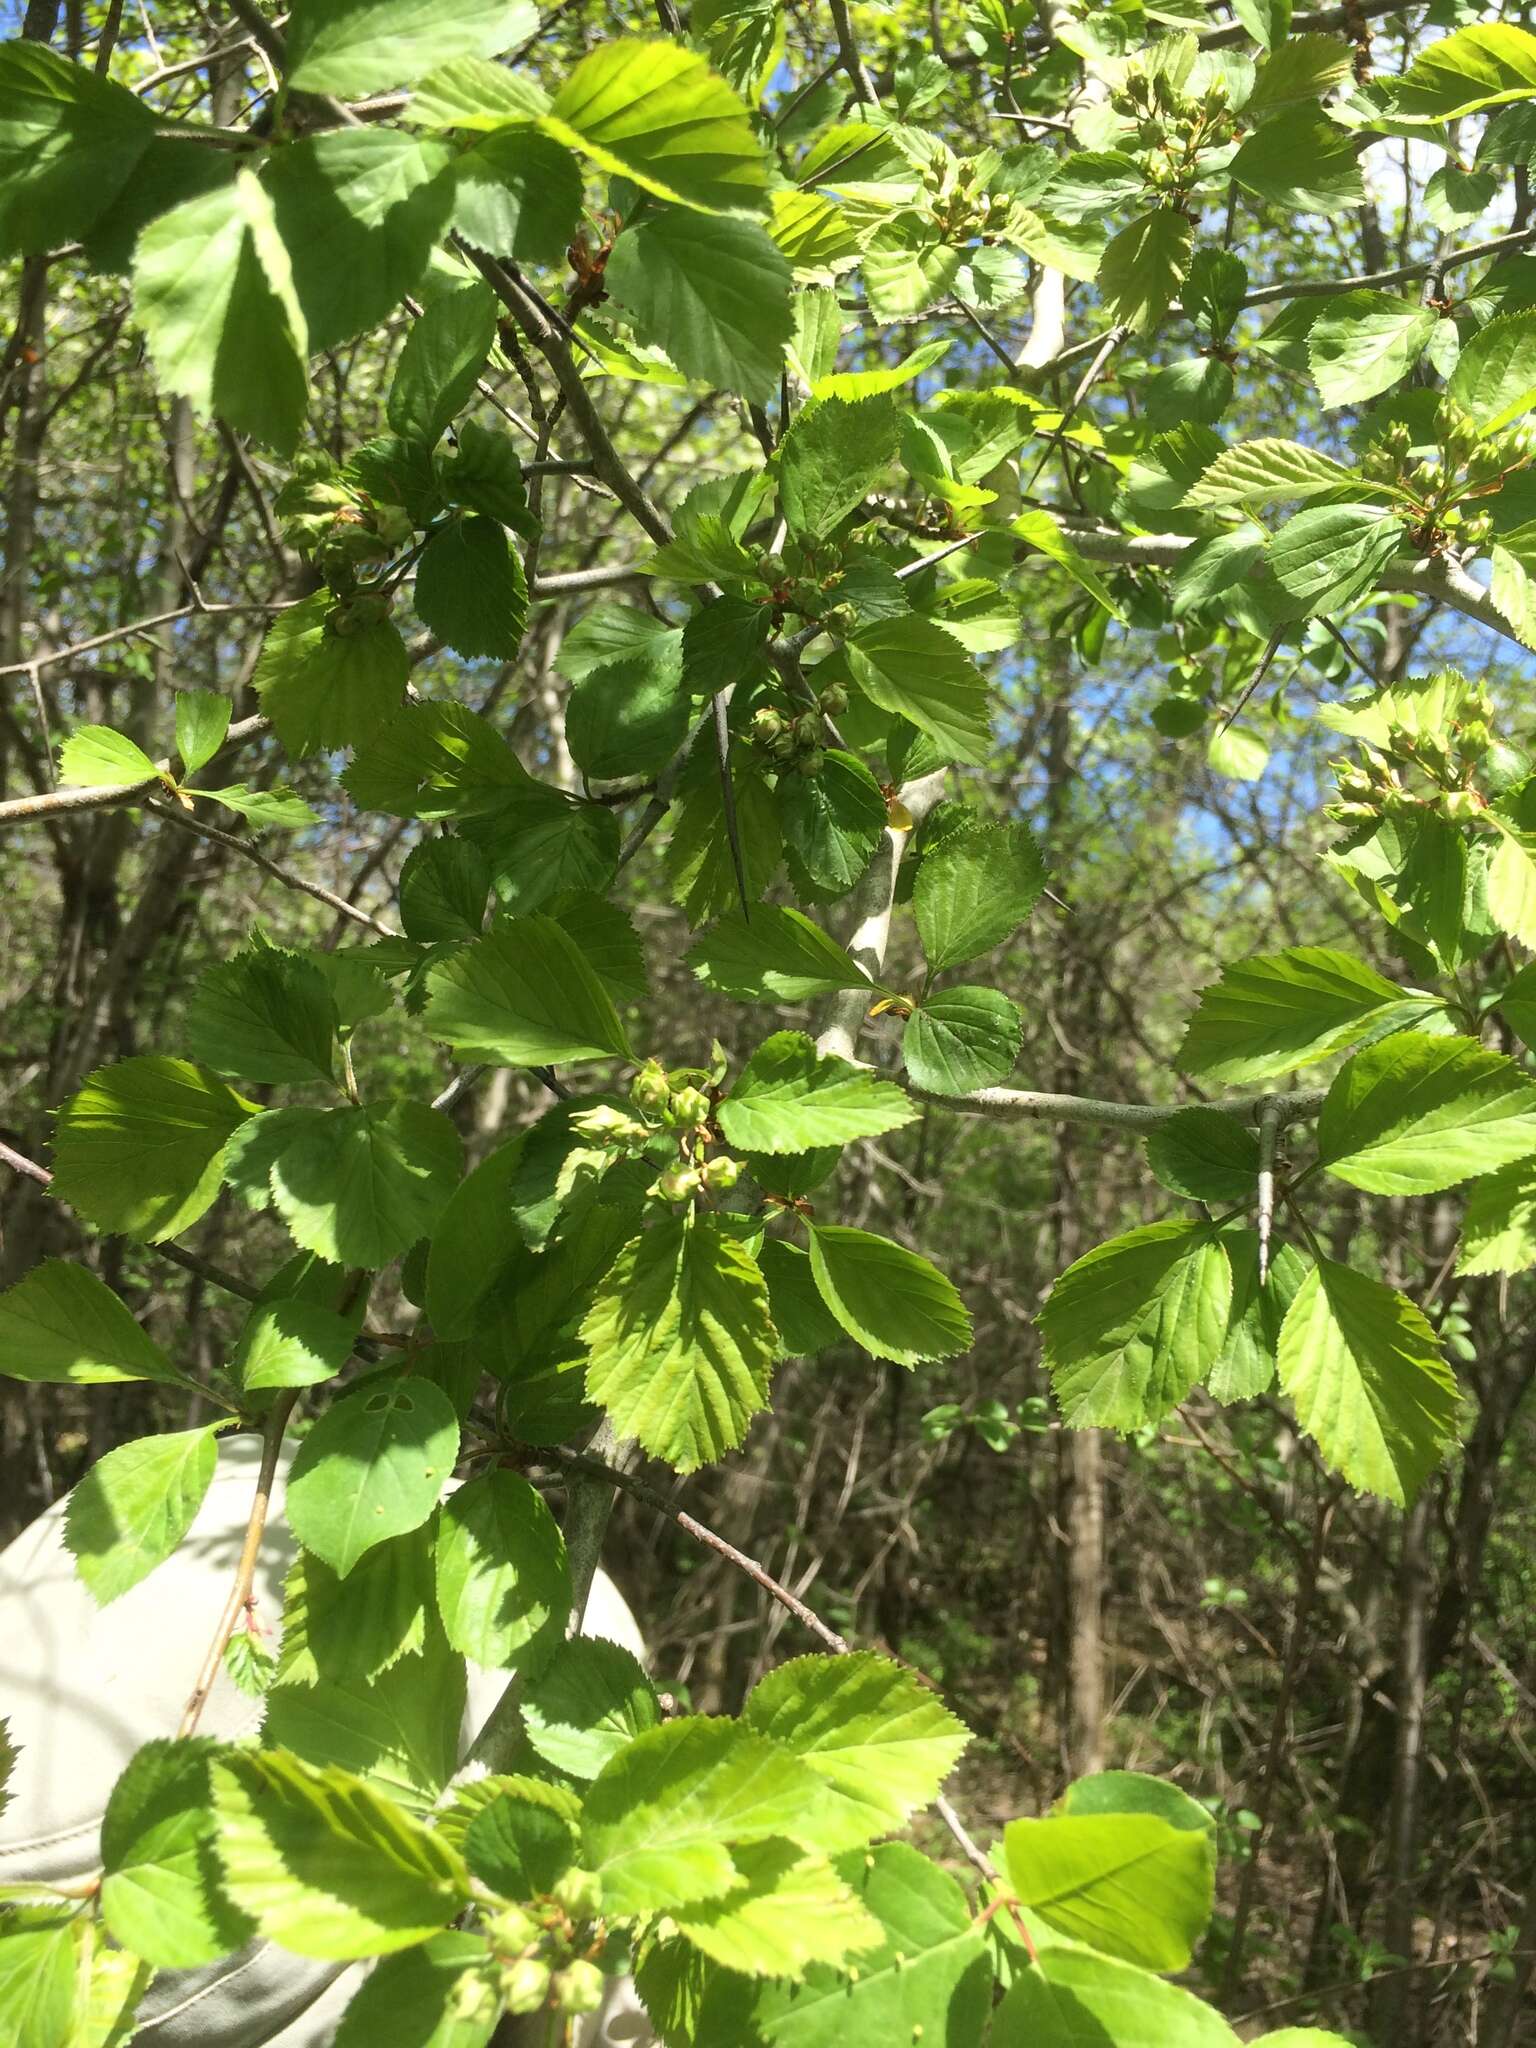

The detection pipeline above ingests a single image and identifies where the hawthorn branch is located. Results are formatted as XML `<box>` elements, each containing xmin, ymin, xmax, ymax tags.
<box><xmin>0</xmin><ymin>710</ymin><xmax>271</xmax><ymax>826</ymax></box>
<box><xmin>142</xmin><ymin>797</ymin><xmax>399</xmax><ymax>938</ymax></box>
<box><xmin>916</xmin><ymin>1081</ymin><xmax>1327</xmax><ymax>1132</ymax></box>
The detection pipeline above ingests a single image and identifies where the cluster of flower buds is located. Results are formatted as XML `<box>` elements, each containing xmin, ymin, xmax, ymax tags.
<box><xmin>919</xmin><ymin>152</ymin><xmax>1014</xmax><ymax>240</ymax></box>
<box><xmin>751</xmin><ymin>698</ymin><xmax>839</xmax><ymax>777</ymax></box>
<box><xmin>485</xmin><ymin>1866</ymin><xmax>608</xmax><ymax>2020</ymax></box>
<box><xmin>275</xmin><ymin>453</ymin><xmax>410</xmax><ymax>595</ymax></box>
<box><xmin>1108</xmin><ymin>69</ymin><xmax>1233</xmax><ymax>169</ymax></box>
<box><xmin>1327</xmin><ymin>679</ymin><xmax>1513</xmax><ymax>830</ymax></box>
<box><xmin>754</xmin><ymin>538</ymin><xmax>860</xmax><ymax>634</ymax></box>
<box><xmin>572</xmin><ymin>1060</ymin><xmax>746</xmax><ymax>1206</ymax></box>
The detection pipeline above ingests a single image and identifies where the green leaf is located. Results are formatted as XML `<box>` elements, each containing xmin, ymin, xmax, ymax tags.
<box><xmin>863</xmin><ymin>215</ymin><xmax>964</xmax><ymax>321</ymax></box>
<box><xmin>437</xmin><ymin>420</ymin><xmax>538</xmax><ymax>537</ymax></box>
<box><xmin>211</xmin><ymin>1748</ymin><xmax>469</xmax><ymax>1958</ymax></box>
<box><xmin>1393</xmin><ymin>22</ymin><xmax>1536</xmax><ymax>121</ymax></box>
<box><xmin>398</xmin><ymin>839</ymin><xmax>490</xmax><ymax>946</ymax></box>
<box><xmin>846</xmin><ymin>617</ymin><xmax>991</xmax><ymax>765</ymax></box>
<box><xmin>688</xmin><ymin>905</ymin><xmax>869</xmax><ymax>1001</ymax></box>
<box><xmin>1209</xmin><ymin>1233</ymin><xmax>1308</xmax><ymax>1404</ymax></box>
<box><xmin>1178</xmin><ymin>947</ymin><xmax>1408</xmax><ymax>1084</ymax></box>
<box><xmin>743</xmin><ymin>1842</ymin><xmax>993</xmax><ymax>2048</ymax></box>
<box><xmin>203</xmin><ymin>782</ymin><xmax>320</xmax><ymax>829</ymax></box>
<box><xmin>992</xmin><ymin>1941</ymin><xmax>1239</xmax><ymax>2048</ymax></box>
<box><xmin>777</xmin><ymin>750</ymin><xmax>887</xmax><ymax>896</ymax></box>
<box><xmin>760</xmin><ymin>1237</ymin><xmax>846</xmax><ymax>1357</ymax></box>
<box><xmin>331</xmin><ymin>1932</ymin><xmax>500</xmax><ymax>2048</ymax></box>
<box><xmin>265</xmin><ymin>129</ymin><xmax>455</xmax><ymax>353</ymax></box>
<box><xmin>1317</xmin><ymin>1031</ymin><xmax>1536</xmax><ymax>1194</ymax></box>
<box><xmin>235</xmin><ymin>1298</ymin><xmax>356</xmax><ymax>1392</ymax></box>
<box><xmin>1231</xmin><ymin>107</ymin><xmax>1363</xmax><ymax>216</ymax></box>
<box><xmin>1447</xmin><ymin>308</ymin><xmax>1536</xmax><ymax>432</ymax></box>
<box><xmin>288</xmin><ymin>0</ymin><xmax>537</xmax><ymax>94</ymax></box>
<box><xmin>1041</xmin><ymin>1222</ymin><xmax>1233</xmax><ymax>1429</ymax></box>
<box><xmin>582</xmin><ymin>1214</ymin><xmax>778</xmax><ymax>1471</ymax></box>
<box><xmin>133</xmin><ymin>168</ymin><xmax>308</xmax><ymax>452</ymax></box>
<box><xmin>1098</xmin><ymin>208</ymin><xmax>1192</xmax><ymax>332</ymax></box>
<box><xmin>606</xmin><ymin>210</ymin><xmax>792</xmax><ymax>404</ymax></box>
<box><xmin>807</xmin><ymin>1225</ymin><xmax>971</xmax><ymax>1366</ymax></box>
<box><xmin>99</xmin><ymin>1738</ymin><xmax>254</xmax><ymax>1968</ymax></box>
<box><xmin>0</xmin><ymin>1907</ymin><xmax>79</xmax><ymax>2048</ymax></box>
<box><xmin>270</xmin><ymin>1103</ymin><xmax>461</xmax><ymax>1267</ymax></box>
<box><xmin>423</xmin><ymin>915</ymin><xmax>633</xmax><ymax>1065</ymax></box>
<box><xmin>567</xmin><ymin>654</ymin><xmax>689</xmax><ymax>780</ymax></box>
<box><xmin>672</xmin><ymin>1840</ymin><xmax>883</xmax><ymax>1977</ymax></box>
<box><xmin>451</xmin><ymin>122</ymin><xmax>584</xmax><ymax>267</ymax></box>
<box><xmin>1276</xmin><ymin>1260</ymin><xmax>1458</xmax><ymax>1504</ymax></box>
<box><xmin>668</xmin><ymin>758</ymin><xmax>783</xmax><ymax>927</ymax></box>
<box><xmin>174</xmin><ymin>689</ymin><xmax>231</xmax><ymax>775</ymax></box>
<box><xmin>1146</xmin><ymin>1108</ymin><xmax>1261</xmax><ymax>1204</ymax></box>
<box><xmin>387</xmin><ymin>283</ymin><xmax>497</xmax><ymax>450</ymax></box>
<box><xmin>413</xmin><ymin>515</ymin><xmax>528</xmax><ymax>662</ymax></box>
<box><xmin>1208</xmin><ymin>723</ymin><xmax>1269</xmax><ymax>780</ymax></box>
<box><xmin>1232</xmin><ymin>0</ymin><xmax>1290</xmax><ymax>51</ymax></box>
<box><xmin>254</xmin><ymin>591</ymin><xmax>411</xmax><ymax>758</ymax></box>
<box><xmin>903</xmin><ymin>986</ymin><xmax>1021</xmax><ymax>1095</ymax></box>
<box><xmin>0</xmin><ymin>1261</ymin><xmax>182</xmax><ymax>1387</ymax></box>
<box><xmin>1490</xmin><ymin>529</ymin><xmax>1536</xmax><ymax>654</ymax></box>
<box><xmin>463</xmin><ymin>1790</ymin><xmax>574</xmax><ymax>1896</ymax></box>
<box><xmin>914</xmin><ymin>819</ymin><xmax>1048</xmax><ymax>971</ymax></box>
<box><xmin>719</xmin><ymin>1032</ymin><xmax>915</xmax><ymax>1152</ymax></box>
<box><xmin>276</xmin><ymin>1528</ymin><xmax>434</xmax><ymax>1688</ymax></box>
<box><xmin>580</xmin><ymin>1715</ymin><xmax>827</xmax><ymax>1916</ymax></box>
<box><xmin>1182</xmin><ymin>438</ymin><xmax>1361</xmax><ymax>510</ymax></box>
<box><xmin>287</xmin><ymin>1376</ymin><xmax>460</xmax><ymax>1577</ymax></box>
<box><xmin>424</xmin><ymin>1135</ymin><xmax>525</xmax><ymax>1337</ymax></box>
<box><xmin>1267</xmin><ymin>503</ymin><xmax>1402</xmax><ymax>616</ymax></box>
<box><xmin>1307</xmin><ymin>292</ymin><xmax>1437</xmax><ymax>407</ymax></box>
<box><xmin>408</xmin><ymin>54</ymin><xmax>549</xmax><ymax>128</ymax></box>
<box><xmin>778</xmin><ymin>396</ymin><xmax>899</xmax><ymax>541</ymax></box>
<box><xmin>53</xmin><ymin>1056</ymin><xmax>253</xmax><ymax>1242</ymax></box>
<box><xmin>522</xmin><ymin>1638</ymin><xmax>661</xmax><ymax>1779</ymax></box>
<box><xmin>0</xmin><ymin>42</ymin><xmax>155</xmax><ymax>259</ymax></box>
<box><xmin>1004</xmin><ymin>1809</ymin><xmax>1214</xmax><ymax>1970</ymax></box>
<box><xmin>185</xmin><ymin>944</ymin><xmax>338</xmax><ymax>1086</ymax></box>
<box><xmin>64</xmin><ymin>1425</ymin><xmax>223</xmax><ymax>1605</ymax></box>
<box><xmin>1458</xmin><ymin>1160</ymin><xmax>1536</xmax><ymax>1276</ymax></box>
<box><xmin>743</xmin><ymin>1653</ymin><xmax>969</xmax><ymax>1853</ymax></box>
<box><xmin>544</xmin><ymin>38</ymin><xmax>770</xmax><ymax>215</ymax></box>
<box><xmin>59</xmin><ymin>725</ymin><xmax>159</xmax><ymax>788</ymax></box>
<box><xmin>434</xmin><ymin>1468</ymin><xmax>570</xmax><ymax>1671</ymax></box>
<box><xmin>1248</xmin><ymin>33</ymin><xmax>1353</xmax><ymax>116</ymax></box>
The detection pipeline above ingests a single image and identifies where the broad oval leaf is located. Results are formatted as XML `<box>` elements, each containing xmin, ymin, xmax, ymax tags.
<box><xmin>52</xmin><ymin>1056</ymin><xmax>254</xmax><ymax>1243</ymax></box>
<box><xmin>286</xmin><ymin>1376</ymin><xmax>460</xmax><ymax>1578</ymax></box>
<box><xmin>64</xmin><ymin>1424</ymin><xmax>223</xmax><ymax>1605</ymax></box>
<box><xmin>1003</xmin><ymin>1809</ymin><xmax>1214</xmax><ymax>1971</ymax></box>
<box><xmin>433</xmin><ymin>1468</ymin><xmax>570</xmax><ymax>1672</ymax></box>
<box><xmin>807</xmin><ymin>1225</ymin><xmax>971</xmax><ymax>1366</ymax></box>
<box><xmin>718</xmin><ymin>1032</ymin><xmax>915</xmax><ymax>1153</ymax></box>
<box><xmin>1317</xmin><ymin>1032</ymin><xmax>1536</xmax><ymax>1195</ymax></box>
<box><xmin>100</xmin><ymin>1738</ymin><xmax>254</xmax><ymax>1968</ymax></box>
<box><xmin>423</xmin><ymin>915</ymin><xmax>633</xmax><ymax>1066</ymax></box>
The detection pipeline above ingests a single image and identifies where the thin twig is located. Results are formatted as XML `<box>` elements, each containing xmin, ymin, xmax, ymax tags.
<box><xmin>143</xmin><ymin>798</ymin><xmax>399</xmax><ymax>937</ymax></box>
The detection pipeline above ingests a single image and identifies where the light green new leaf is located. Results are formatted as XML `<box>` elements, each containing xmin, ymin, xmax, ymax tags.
<box><xmin>522</xmin><ymin>1638</ymin><xmax>660</xmax><ymax>1779</ymax></box>
<box><xmin>0</xmin><ymin>1907</ymin><xmax>77</xmax><ymax>2048</ymax></box>
<box><xmin>606</xmin><ymin>211</ymin><xmax>792</xmax><ymax>404</ymax></box>
<box><xmin>1232</xmin><ymin>0</ymin><xmax>1289</xmax><ymax>50</ymax></box>
<box><xmin>331</xmin><ymin>1933</ymin><xmax>500</xmax><ymax>2048</ymax></box>
<box><xmin>992</xmin><ymin>1941</ymin><xmax>1239</xmax><ymax>2048</ymax></box>
<box><xmin>1041</xmin><ymin>1222</ymin><xmax>1233</xmax><ymax>1430</ymax></box>
<box><xmin>1098</xmin><ymin>208</ymin><xmax>1192</xmax><ymax>332</ymax></box>
<box><xmin>1447</xmin><ymin>309</ymin><xmax>1536</xmax><ymax>432</ymax></box>
<box><xmin>581</xmin><ymin>1715</ymin><xmax>827</xmax><ymax>1917</ymax></box>
<box><xmin>1317</xmin><ymin>1032</ymin><xmax>1536</xmax><ymax>1195</ymax></box>
<box><xmin>1004</xmin><ymin>1810</ymin><xmax>1214</xmax><ymax>1971</ymax></box>
<box><xmin>1146</xmin><ymin>1108</ymin><xmax>1260</xmax><ymax>1204</ymax></box>
<box><xmin>1490</xmin><ymin>530</ymin><xmax>1536</xmax><ymax>655</ymax></box>
<box><xmin>778</xmin><ymin>395</ymin><xmax>899</xmax><ymax>541</ymax></box>
<box><xmin>234</xmin><ymin>1299</ymin><xmax>356</xmax><ymax>1392</ymax></box>
<box><xmin>807</xmin><ymin>1225</ymin><xmax>971</xmax><ymax>1366</ymax></box>
<box><xmin>1178</xmin><ymin>946</ymin><xmax>1408</xmax><ymax>1084</ymax></box>
<box><xmin>288</xmin><ymin>0</ymin><xmax>537</xmax><ymax>95</ymax></box>
<box><xmin>1182</xmin><ymin>439</ymin><xmax>1361</xmax><ymax>510</ymax></box>
<box><xmin>407</xmin><ymin>54</ymin><xmax>549</xmax><ymax>129</ymax></box>
<box><xmin>744</xmin><ymin>1653</ymin><xmax>969</xmax><ymax>1852</ymax></box>
<box><xmin>287</xmin><ymin>1375</ymin><xmax>459</xmax><ymax>1577</ymax></box>
<box><xmin>434</xmin><ymin>1468</ymin><xmax>570</xmax><ymax>1672</ymax></box>
<box><xmin>0</xmin><ymin>1261</ymin><xmax>182</xmax><ymax>1387</ymax></box>
<box><xmin>543</xmin><ymin>38</ymin><xmax>770</xmax><ymax>215</ymax></box>
<box><xmin>847</xmin><ymin>616</ymin><xmax>991</xmax><ymax>765</ymax></box>
<box><xmin>133</xmin><ymin>168</ymin><xmax>308</xmax><ymax>452</ymax></box>
<box><xmin>914</xmin><ymin>820</ymin><xmax>1048</xmax><ymax>971</ymax></box>
<box><xmin>254</xmin><ymin>592</ymin><xmax>410</xmax><ymax>759</ymax></box>
<box><xmin>99</xmin><ymin>1739</ymin><xmax>254</xmax><ymax>1968</ymax></box>
<box><xmin>1458</xmin><ymin>1160</ymin><xmax>1536</xmax><ymax>1277</ymax></box>
<box><xmin>0</xmin><ymin>42</ymin><xmax>155</xmax><ymax>259</ymax></box>
<box><xmin>264</xmin><ymin>129</ymin><xmax>455</xmax><ymax>353</ymax></box>
<box><xmin>53</xmin><ymin>1056</ymin><xmax>253</xmax><ymax>1242</ymax></box>
<box><xmin>687</xmin><ymin>905</ymin><xmax>869</xmax><ymax>1001</ymax></box>
<box><xmin>863</xmin><ymin>215</ymin><xmax>964</xmax><ymax>321</ymax></box>
<box><xmin>270</xmin><ymin>1102</ymin><xmax>461</xmax><ymax>1267</ymax></box>
<box><xmin>1277</xmin><ymin>1260</ymin><xmax>1458</xmax><ymax>1504</ymax></box>
<box><xmin>276</xmin><ymin>1529</ymin><xmax>433</xmax><ymax>1689</ymax></box>
<box><xmin>1267</xmin><ymin>504</ymin><xmax>1403</xmax><ymax>615</ymax></box>
<box><xmin>903</xmin><ymin>985</ymin><xmax>1021</xmax><ymax>1095</ymax></box>
<box><xmin>175</xmin><ymin>689</ymin><xmax>231</xmax><ymax>775</ymax></box>
<box><xmin>1393</xmin><ymin>22</ymin><xmax>1536</xmax><ymax>121</ymax></box>
<box><xmin>582</xmin><ymin>1214</ymin><xmax>778</xmax><ymax>1471</ymax></box>
<box><xmin>1231</xmin><ymin>106</ymin><xmax>1363</xmax><ymax>215</ymax></box>
<box><xmin>451</xmin><ymin>123</ymin><xmax>584</xmax><ymax>267</ymax></box>
<box><xmin>1247</xmin><ymin>34</ymin><xmax>1353</xmax><ymax>118</ymax></box>
<box><xmin>1307</xmin><ymin>292</ymin><xmax>1437</xmax><ymax>407</ymax></box>
<box><xmin>387</xmin><ymin>283</ymin><xmax>497</xmax><ymax>450</ymax></box>
<box><xmin>1207</xmin><ymin>722</ymin><xmax>1269</xmax><ymax>782</ymax></box>
<box><xmin>423</xmin><ymin>915</ymin><xmax>632</xmax><ymax>1065</ymax></box>
<box><xmin>211</xmin><ymin>1749</ymin><xmax>469</xmax><ymax>1959</ymax></box>
<box><xmin>186</xmin><ymin>945</ymin><xmax>337</xmax><ymax>1087</ymax></box>
<box><xmin>59</xmin><ymin>726</ymin><xmax>159</xmax><ymax>789</ymax></box>
<box><xmin>719</xmin><ymin>1032</ymin><xmax>915</xmax><ymax>1153</ymax></box>
<box><xmin>413</xmin><ymin>515</ymin><xmax>528</xmax><ymax>661</ymax></box>
<box><xmin>672</xmin><ymin>1839</ymin><xmax>883</xmax><ymax>1978</ymax></box>
<box><xmin>64</xmin><ymin>1425</ymin><xmax>223</xmax><ymax>1604</ymax></box>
